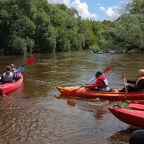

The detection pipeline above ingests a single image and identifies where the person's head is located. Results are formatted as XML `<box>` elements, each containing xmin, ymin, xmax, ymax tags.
<box><xmin>137</xmin><ymin>69</ymin><xmax>144</xmax><ymax>78</ymax></box>
<box><xmin>129</xmin><ymin>130</ymin><xmax>144</xmax><ymax>144</ymax></box>
<box><xmin>10</xmin><ymin>64</ymin><xmax>15</xmax><ymax>68</ymax></box>
<box><xmin>6</xmin><ymin>66</ymin><xmax>11</xmax><ymax>71</ymax></box>
<box><xmin>95</xmin><ymin>71</ymin><xmax>103</xmax><ymax>78</ymax></box>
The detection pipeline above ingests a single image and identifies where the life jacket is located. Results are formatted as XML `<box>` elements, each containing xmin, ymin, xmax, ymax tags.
<box><xmin>96</xmin><ymin>75</ymin><xmax>109</xmax><ymax>87</ymax></box>
<box><xmin>2</xmin><ymin>71</ymin><xmax>14</xmax><ymax>83</ymax></box>
<box><xmin>97</xmin><ymin>75</ymin><xmax>110</xmax><ymax>91</ymax></box>
<box><xmin>85</xmin><ymin>75</ymin><xmax>110</xmax><ymax>91</ymax></box>
<box><xmin>136</xmin><ymin>76</ymin><xmax>144</xmax><ymax>85</ymax></box>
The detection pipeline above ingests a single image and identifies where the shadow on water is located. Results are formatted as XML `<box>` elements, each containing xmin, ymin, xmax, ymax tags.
<box><xmin>108</xmin><ymin>127</ymin><xmax>140</xmax><ymax>144</ymax></box>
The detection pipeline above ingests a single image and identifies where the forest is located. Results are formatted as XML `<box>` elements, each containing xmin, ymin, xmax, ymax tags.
<box><xmin>0</xmin><ymin>0</ymin><xmax>143</xmax><ymax>55</ymax></box>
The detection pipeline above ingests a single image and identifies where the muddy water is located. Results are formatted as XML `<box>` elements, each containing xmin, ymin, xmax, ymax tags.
<box><xmin>0</xmin><ymin>52</ymin><xmax>143</xmax><ymax>144</ymax></box>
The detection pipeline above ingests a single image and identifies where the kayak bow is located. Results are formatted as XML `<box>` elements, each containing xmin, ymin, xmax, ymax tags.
<box><xmin>109</xmin><ymin>106</ymin><xmax>144</xmax><ymax>128</ymax></box>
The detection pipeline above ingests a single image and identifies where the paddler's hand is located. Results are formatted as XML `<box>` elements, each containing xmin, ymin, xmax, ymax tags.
<box><xmin>124</xmin><ymin>78</ymin><xmax>128</xmax><ymax>86</ymax></box>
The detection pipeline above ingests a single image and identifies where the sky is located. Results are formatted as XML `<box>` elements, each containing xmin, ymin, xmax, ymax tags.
<box><xmin>48</xmin><ymin>0</ymin><xmax>132</xmax><ymax>21</ymax></box>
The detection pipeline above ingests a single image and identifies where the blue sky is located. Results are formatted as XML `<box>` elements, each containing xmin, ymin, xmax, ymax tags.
<box><xmin>48</xmin><ymin>0</ymin><xmax>132</xmax><ymax>21</ymax></box>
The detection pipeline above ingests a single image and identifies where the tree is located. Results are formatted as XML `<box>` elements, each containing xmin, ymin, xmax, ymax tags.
<box><xmin>127</xmin><ymin>0</ymin><xmax>144</xmax><ymax>14</ymax></box>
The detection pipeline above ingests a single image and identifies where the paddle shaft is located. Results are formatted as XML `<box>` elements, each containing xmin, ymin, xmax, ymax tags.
<box><xmin>122</xmin><ymin>73</ymin><xmax>128</xmax><ymax>101</ymax></box>
<box><xmin>85</xmin><ymin>77</ymin><xmax>95</xmax><ymax>85</ymax></box>
<box><xmin>21</xmin><ymin>63</ymin><xmax>28</xmax><ymax>67</ymax></box>
<box><xmin>20</xmin><ymin>57</ymin><xmax>36</xmax><ymax>67</ymax></box>
<box><xmin>122</xmin><ymin>73</ymin><xmax>128</xmax><ymax>93</ymax></box>
<box><xmin>17</xmin><ymin>57</ymin><xmax>36</xmax><ymax>73</ymax></box>
<box><xmin>84</xmin><ymin>66</ymin><xmax>111</xmax><ymax>85</ymax></box>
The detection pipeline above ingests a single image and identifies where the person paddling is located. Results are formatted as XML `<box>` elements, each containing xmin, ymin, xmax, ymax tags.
<box><xmin>1</xmin><ymin>66</ymin><xmax>14</xmax><ymax>84</ymax></box>
<box><xmin>10</xmin><ymin>64</ymin><xmax>17</xmax><ymax>72</ymax></box>
<box><xmin>85</xmin><ymin>71</ymin><xmax>111</xmax><ymax>91</ymax></box>
<box><xmin>120</xmin><ymin>69</ymin><xmax>144</xmax><ymax>92</ymax></box>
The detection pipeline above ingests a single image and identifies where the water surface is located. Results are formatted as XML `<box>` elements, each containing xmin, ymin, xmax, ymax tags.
<box><xmin>0</xmin><ymin>52</ymin><xmax>143</xmax><ymax>144</ymax></box>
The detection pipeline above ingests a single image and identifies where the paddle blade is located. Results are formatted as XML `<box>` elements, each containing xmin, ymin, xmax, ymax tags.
<box><xmin>17</xmin><ymin>67</ymin><xmax>25</xmax><ymax>73</ymax></box>
<box><xmin>103</xmin><ymin>66</ymin><xmax>111</xmax><ymax>73</ymax></box>
<box><xmin>26</xmin><ymin>57</ymin><xmax>36</xmax><ymax>65</ymax></box>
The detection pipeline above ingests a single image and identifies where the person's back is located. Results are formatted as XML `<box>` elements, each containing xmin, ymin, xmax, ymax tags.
<box><xmin>1</xmin><ymin>66</ymin><xmax>14</xmax><ymax>83</ymax></box>
<box><xmin>10</xmin><ymin>64</ymin><xmax>19</xmax><ymax>81</ymax></box>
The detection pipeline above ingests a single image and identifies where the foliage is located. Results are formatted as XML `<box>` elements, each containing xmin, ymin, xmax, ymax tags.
<box><xmin>98</xmin><ymin>0</ymin><xmax>144</xmax><ymax>53</ymax></box>
<box><xmin>0</xmin><ymin>0</ymin><xmax>144</xmax><ymax>55</ymax></box>
<box><xmin>127</xmin><ymin>0</ymin><xmax>144</xmax><ymax>14</ymax></box>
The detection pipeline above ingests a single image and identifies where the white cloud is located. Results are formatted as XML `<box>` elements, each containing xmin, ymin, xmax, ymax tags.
<box><xmin>72</xmin><ymin>0</ymin><xmax>97</xmax><ymax>19</ymax></box>
<box><xmin>106</xmin><ymin>7</ymin><xmax>120</xmax><ymax>20</ymax></box>
<box><xmin>100</xmin><ymin>0</ymin><xmax>131</xmax><ymax>21</ymax></box>
<box><xmin>48</xmin><ymin>0</ymin><xmax>131</xmax><ymax>21</ymax></box>
<box><xmin>48</xmin><ymin>0</ymin><xmax>71</xmax><ymax>6</ymax></box>
<box><xmin>100</xmin><ymin>6</ymin><xmax>105</xmax><ymax>11</ymax></box>
<box><xmin>48</xmin><ymin>0</ymin><xmax>97</xmax><ymax>20</ymax></box>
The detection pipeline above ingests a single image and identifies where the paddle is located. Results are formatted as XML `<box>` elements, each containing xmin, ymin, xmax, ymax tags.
<box><xmin>121</xmin><ymin>72</ymin><xmax>129</xmax><ymax>101</ymax></box>
<box><xmin>21</xmin><ymin>57</ymin><xmax>36</xmax><ymax>67</ymax></box>
<box><xmin>17</xmin><ymin>67</ymin><xmax>25</xmax><ymax>73</ymax></box>
<box><xmin>71</xmin><ymin>66</ymin><xmax>111</xmax><ymax>94</ymax></box>
<box><xmin>103</xmin><ymin>66</ymin><xmax>111</xmax><ymax>73</ymax></box>
<box><xmin>16</xmin><ymin>57</ymin><xmax>36</xmax><ymax>73</ymax></box>
<box><xmin>122</xmin><ymin>73</ymin><xmax>128</xmax><ymax>93</ymax></box>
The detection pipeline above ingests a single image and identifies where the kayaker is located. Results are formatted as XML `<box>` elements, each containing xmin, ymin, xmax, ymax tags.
<box><xmin>120</xmin><ymin>69</ymin><xmax>144</xmax><ymax>92</ymax></box>
<box><xmin>0</xmin><ymin>66</ymin><xmax>14</xmax><ymax>83</ymax></box>
<box><xmin>10</xmin><ymin>64</ymin><xmax>17</xmax><ymax>72</ymax></box>
<box><xmin>10</xmin><ymin>64</ymin><xmax>19</xmax><ymax>80</ymax></box>
<box><xmin>85</xmin><ymin>71</ymin><xmax>111</xmax><ymax>91</ymax></box>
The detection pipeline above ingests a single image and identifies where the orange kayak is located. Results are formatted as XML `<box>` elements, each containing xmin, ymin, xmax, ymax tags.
<box><xmin>57</xmin><ymin>86</ymin><xmax>144</xmax><ymax>101</ymax></box>
<box><xmin>109</xmin><ymin>106</ymin><xmax>144</xmax><ymax>128</ymax></box>
<box><xmin>0</xmin><ymin>73</ymin><xmax>23</xmax><ymax>96</ymax></box>
<box><xmin>126</xmin><ymin>100</ymin><xmax>144</xmax><ymax>104</ymax></box>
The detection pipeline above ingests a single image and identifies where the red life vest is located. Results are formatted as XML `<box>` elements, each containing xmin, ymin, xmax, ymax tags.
<box><xmin>85</xmin><ymin>75</ymin><xmax>108</xmax><ymax>89</ymax></box>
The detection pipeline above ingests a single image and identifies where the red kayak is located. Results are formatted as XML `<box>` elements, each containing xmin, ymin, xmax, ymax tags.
<box><xmin>109</xmin><ymin>106</ymin><xmax>144</xmax><ymax>128</ymax></box>
<box><xmin>57</xmin><ymin>86</ymin><xmax>144</xmax><ymax>101</ymax></box>
<box><xmin>128</xmin><ymin>103</ymin><xmax>144</xmax><ymax>111</ymax></box>
<box><xmin>0</xmin><ymin>73</ymin><xmax>23</xmax><ymax>96</ymax></box>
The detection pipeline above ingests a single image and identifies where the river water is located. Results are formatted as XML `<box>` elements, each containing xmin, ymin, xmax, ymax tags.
<box><xmin>0</xmin><ymin>52</ymin><xmax>143</xmax><ymax>144</ymax></box>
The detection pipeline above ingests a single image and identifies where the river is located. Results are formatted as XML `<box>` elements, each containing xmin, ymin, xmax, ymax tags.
<box><xmin>0</xmin><ymin>52</ymin><xmax>143</xmax><ymax>144</ymax></box>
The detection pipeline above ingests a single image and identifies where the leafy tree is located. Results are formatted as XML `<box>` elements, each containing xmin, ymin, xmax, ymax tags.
<box><xmin>1</xmin><ymin>0</ymin><xmax>144</xmax><ymax>55</ymax></box>
<box><xmin>10</xmin><ymin>35</ymin><xmax>27</xmax><ymax>55</ymax></box>
<box><xmin>127</xmin><ymin>0</ymin><xmax>144</xmax><ymax>14</ymax></box>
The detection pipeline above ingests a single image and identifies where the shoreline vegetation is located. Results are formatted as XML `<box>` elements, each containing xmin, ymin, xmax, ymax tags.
<box><xmin>92</xmin><ymin>49</ymin><xmax>144</xmax><ymax>54</ymax></box>
<box><xmin>0</xmin><ymin>0</ymin><xmax>143</xmax><ymax>55</ymax></box>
